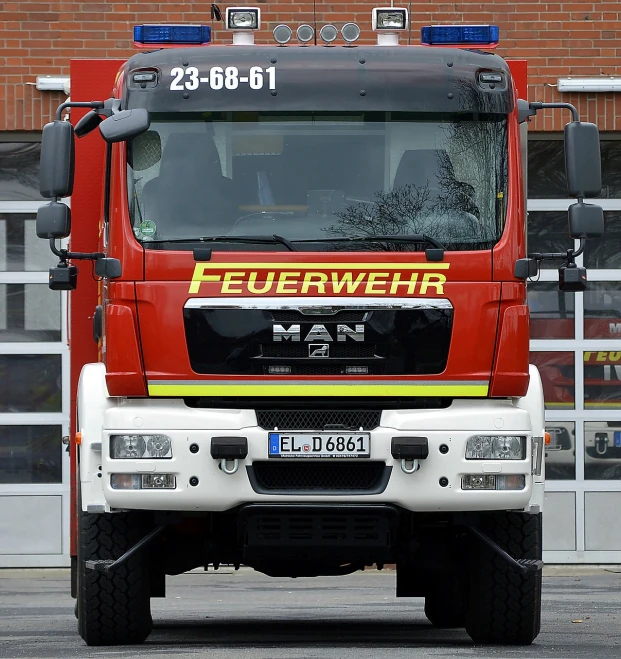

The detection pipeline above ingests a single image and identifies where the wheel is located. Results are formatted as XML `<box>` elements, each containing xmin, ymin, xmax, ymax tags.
<box><xmin>465</xmin><ymin>512</ymin><xmax>542</xmax><ymax>645</ymax></box>
<box><xmin>424</xmin><ymin>586</ymin><xmax>465</xmax><ymax>628</ymax></box>
<box><xmin>77</xmin><ymin>506</ymin><xmax>152</xmax><ymax>646</ymax></box>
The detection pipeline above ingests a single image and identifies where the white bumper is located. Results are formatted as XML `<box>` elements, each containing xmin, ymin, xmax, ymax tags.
<box><xmin>79</xmin><ymin>363</ymin><xmax>545</xmax><ymax>514</ymax></box>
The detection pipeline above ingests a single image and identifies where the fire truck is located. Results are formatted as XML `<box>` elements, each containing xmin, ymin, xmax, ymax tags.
<box><xmin>36</xmin><ymin>7</ymin><xmax>604</xmax><ymax>647</ymax></box>
<box><xmin>530</xmin><ymin>304</ymin><xmax>621</xmax><ymax>478</ymax></box>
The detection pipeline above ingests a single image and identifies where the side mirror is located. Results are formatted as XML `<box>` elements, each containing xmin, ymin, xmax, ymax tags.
<box><xmin>99</xmin><ymin>109</ymin><xmax>150</xmax><ymax>143</ymax></box>
<box><xmin>94</xmin><ymin>257</ymin><xmax>122</xmax><ymax>279</ymax></box>
<box><xmin>36</xmin><ymin>202</ymin><xmax>71</xmax><ymax>239</ymax></box>
<box><xmin>39</xmin><ymin>120</ymin><xmax>75</xmax><ymax>198</ymax></box>
<box><xmin>568</xmin><ymin>201</ymin><xmax>604</xmax><ymax>240</ymax></box>
<box><xmin>565</xmin><ymin>122</ymin><xmax>602</xmax><ymax>198</ymax></box>
<box><xmin>75</xmin><ymin>110</ymin><xmax>103</xmax><ymax>138</ymax></box>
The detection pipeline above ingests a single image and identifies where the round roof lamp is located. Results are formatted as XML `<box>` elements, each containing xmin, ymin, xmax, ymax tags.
<box><xmin>319</xmin><ymin>24</ymin><xmax>338</xmax><ymax>44</ymax></box>
<box><xmin>297</xmin><ymin>24</ymin><xmax>315</xmax><ymax>44</ymax></box>
<box><xmin>273</xmin><ymin>24</ymin><xmax>292</xmax><ymax>45</ymax></box>
<box><xmin>341</xmin><ymin>22</ymin><xmax>361</xmax><ymax>44</ymax></box>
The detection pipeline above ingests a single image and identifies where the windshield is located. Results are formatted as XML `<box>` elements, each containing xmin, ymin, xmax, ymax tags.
<box><xmin>127</xmin><ymin>112</ymin><xmax>508</xmax><ymax>251</ymax></box>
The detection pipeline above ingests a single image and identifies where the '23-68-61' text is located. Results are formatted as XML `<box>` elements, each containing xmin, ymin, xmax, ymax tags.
<box><xmin>170</xmin><ymin>66</ymin><xmax>276</xmax><ymax>91</ymax></box>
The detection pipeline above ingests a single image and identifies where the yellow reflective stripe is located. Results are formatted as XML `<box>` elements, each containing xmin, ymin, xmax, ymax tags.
<box><xmin>148</xmin><ymin>383</ymin><xmax>489</xmax><ymax>397</ymax></box>
<box><xmin>192</xmin><ymin>262</ymin><xmax>450</xmax><ymax>270</ymax></box>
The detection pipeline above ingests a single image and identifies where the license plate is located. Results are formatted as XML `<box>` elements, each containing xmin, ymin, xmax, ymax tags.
<box><xmin>268</xmin><ymin>432</ymin><xmax>370</xmax><ymax>458</ymax></box>
<box><xmin>615</xmin><ymin>432</ymin><xmax>621</xmax><ymax>448</ymax></box>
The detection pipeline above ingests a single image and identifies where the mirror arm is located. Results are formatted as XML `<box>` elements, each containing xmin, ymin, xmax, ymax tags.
<box><xmin>48</xmin><ymin>237</ymin><xmax>104</xmax><ymax>263</ymax></box>
<box><xmin>571</xmin><ymin>237</ymin><xmax>587</xmax><ymax>259</ymax></box>
<box><xmin>527</xmin><ymin>240</ymin><xmax>584</xmax><ymax>267</ymax></box>
<box><xmin>527</xmin><ymin>101</ymin><xmax>579</xmax><ymax>122</ymax></box>
<box><xmin>55</xmin><ymin>101</ymin><xmax>105</xmax><ymax>121</ymax></box>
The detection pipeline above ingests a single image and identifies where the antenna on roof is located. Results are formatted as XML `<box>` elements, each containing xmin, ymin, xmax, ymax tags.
<box><xmin>313</xmin><ymin>0</ymin><xmax>317</xmax><ymax>44</ymax></box>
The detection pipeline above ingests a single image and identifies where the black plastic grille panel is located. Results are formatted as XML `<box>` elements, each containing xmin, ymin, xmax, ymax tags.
<box><xmin>246</xmin><ymin>513</ymin><xmax>391</xmax><ymax>546</ymax></box>
<box><xmin>261</xmin><ymin>343</ymin><xmax>376</xmax><ymax>358</ymax></box>
<box><xmin>256</xmin><ymin>409</ymin><xmax>382</xmax><ymax>430</ymax></box>
<box><xmin>251</xmin><ymin>461</ymin><xmax>385</xmax><ymax>491</ymax></box>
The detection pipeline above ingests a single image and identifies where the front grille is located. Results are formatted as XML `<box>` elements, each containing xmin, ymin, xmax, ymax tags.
<box><xmin>256</xmin><ymin>409</ymin><xmax>382</xmax><ymax>430</ymax></box>
<box><xmin>245</xmin><ymin>512</ymin><xmax>392</xmax><ymax>545</ymax></box>
<box><xmin>250</xmin><ymin>461</ymin><xmax>387</xmax><ymax>493</ymax></box>
<box><xmin>270</xmin><ymin>310</ymin><xmax>369</xmax><ymax>323</ymax></box>
<box><xmin>261</xmin><ymin>343</ymin><xmax>376</xmax><ymax>358</ymax></box>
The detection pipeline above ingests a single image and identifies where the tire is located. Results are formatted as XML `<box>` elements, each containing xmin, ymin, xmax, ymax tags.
<box><xmin>465</xmin><ymin>512</ymin><xmax>542</xmax><ymax>645</ymax></box>
<box><xmin>77</xmin><ymin>507</ymin><xmax>152</xmax><ymax>646</ymax></box>
<box><xmin>425</xmin><ymin>587</ymin><xmax>466</xmax><ymax>628</ymax></box>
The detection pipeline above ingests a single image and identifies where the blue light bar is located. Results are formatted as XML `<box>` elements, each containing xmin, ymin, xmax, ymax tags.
<box><xmin>421</xmin><ymin>25</ymin><xmax>499</xmax><ymax>46</ymax></box>
<box><xmin>133</xmin><ymin>24</ymin><xmax>212</xmax><ymax>45</ymax></box>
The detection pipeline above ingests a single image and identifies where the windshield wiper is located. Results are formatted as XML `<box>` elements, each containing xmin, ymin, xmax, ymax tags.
<box><xmin>143</xmin><ymin>234</ymin><xmax>298</xmax><ymax>251</ymax></box>
<box><xmin>295</xmin><ymin>233</ymin><xmax>446</xmax><ymax>251</ymax></box>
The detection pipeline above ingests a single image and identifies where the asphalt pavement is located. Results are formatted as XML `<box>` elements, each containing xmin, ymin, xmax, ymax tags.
<box><xmin>0</xmin><ymin>567</ymin><xmax>620</xmax><ymax>658</ymax></box>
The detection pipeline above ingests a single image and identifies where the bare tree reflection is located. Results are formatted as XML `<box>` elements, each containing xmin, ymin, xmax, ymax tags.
<box><xmin>324</xmin><ymin>111</ymin><xmax>508</xmax><ymax>252</ymax></box>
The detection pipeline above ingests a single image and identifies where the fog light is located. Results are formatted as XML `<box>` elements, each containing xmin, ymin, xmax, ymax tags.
<box><xmin>496</xmin><ymin>475</ymin><xmax>525</xmax><ymax>491</ymax></box>
<box><xmin>141</xmin><ymin>474</ymin><xmax>176</xmax><ymax>489</ymax></box>
<box><xmin>461</xmin><ymin>474</ymin><xmax>526</xmax><ymax>491</ymax></box>
<box><xmin>462</xmin><ymin>474</ymin><xmax>496</xmax><ymax>490</ymax></box>
<box><xmin>110</xmin><ymin>474</ymin><xmax>141</xmax><ymax>490</ymax></box>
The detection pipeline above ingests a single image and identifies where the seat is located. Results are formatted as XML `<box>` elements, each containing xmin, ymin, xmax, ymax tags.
<box><xmin>393</xmin><ymin>149</ymin><xmax>479</xmax><ymax>217</ymax></box>
<box><xmin>141</xmin><ymin>132</ymin><xmax>236</xmax><ymax>237</ymax></box>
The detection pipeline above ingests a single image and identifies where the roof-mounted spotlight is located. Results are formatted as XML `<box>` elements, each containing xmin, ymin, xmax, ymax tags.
<box><xmin>273</xmin><ymin>24</ymin><xmax>293</xmax><ymax>45</ymax></box>
<box><xmin>319</xmin><ymin>24</ymin><xmax>338</xmax><ymax>44</ymax></box>
<box><xmin>297</xmin><ymin>24</ymin><xmax>314</xmax><ymax>44</ymax></box>
<box><xmin>226</xmin><ymin>7</ymin><xmax>260</xmax><ymax>45</ymax></box>
<box><xmin>341</xmin><ymin>22</ymin><xmax>361</xmax><ymax>45</ymax></box>
<box><xmin>372</xmin><ymin>7</ymin><xmax>408</xmax><ymax>45</ymax></box>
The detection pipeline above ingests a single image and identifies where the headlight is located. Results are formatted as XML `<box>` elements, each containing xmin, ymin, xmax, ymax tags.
<box><xmin>465</xmin><ymin>435</ymin><xmax>526</xmax><ymax>460</ymax></box>
<box><xmin>110</xmin><ymin>435</ymin><xmax>173</xmax><ymax>459</ymax></box>
<box><xmin>147</xmin><ymin>435</ymin><xmax>172</xmax><ymax>458</ymax></box>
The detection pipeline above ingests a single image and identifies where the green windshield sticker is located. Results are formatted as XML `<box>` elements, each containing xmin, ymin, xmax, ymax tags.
<box><xmin>139</xmin><ymin>220</ymin><xmax>157</xmax><ymax>237</ymax></box>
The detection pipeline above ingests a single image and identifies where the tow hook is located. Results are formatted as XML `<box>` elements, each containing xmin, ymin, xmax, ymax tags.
<box><xmin>595</xmin><ymin>432</ymin><xmax>609</xmax><ymax>456</ymax></box>
<box><xmin>211</xmin><ymin>437</ymin><xmax>248</xmax><ymax>475</ymax></box>
<box><xmin>401</xmin><ymin>459</ymin><xmax>420</xmax><ymax>474</ymax></box>
<box><xmin>391</xmin><ymin>437</ymin><xmax>428</xmax><ymax>474</ymax></box>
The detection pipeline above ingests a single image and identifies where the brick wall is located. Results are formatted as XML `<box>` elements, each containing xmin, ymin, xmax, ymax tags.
<box><xmin>1</xmin><ymin>1</ymin><xmax>620</xmax><ymax>131</ymax></box>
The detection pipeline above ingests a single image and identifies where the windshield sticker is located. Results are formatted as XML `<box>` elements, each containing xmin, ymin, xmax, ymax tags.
<box><xmin>140</xmin><ymin>220</ymin><xmax>157</xmax><ymax>236</ymax></box>
<box><xmin>169</xmin><ymin>66</ymin><xmax>276</xmax><ymax>92</ymax></box>
<box><xmin>188</xmin><ymin>262</ymin><xmax>450</xmax><ymax>296</ymax></box>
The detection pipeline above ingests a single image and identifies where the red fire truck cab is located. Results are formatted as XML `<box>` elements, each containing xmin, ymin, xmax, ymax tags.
<box><xmin>36</xmin><ymin>7</ymin><xmax>604</xmax><ymax>647</ymax></box>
